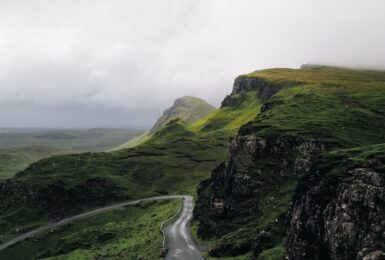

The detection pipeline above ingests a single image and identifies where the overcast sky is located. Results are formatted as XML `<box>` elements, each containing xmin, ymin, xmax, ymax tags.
<box><xmin>1</xmin><ymin>0</ymin><xmax>385</xmax><ymax>128</ymax></box>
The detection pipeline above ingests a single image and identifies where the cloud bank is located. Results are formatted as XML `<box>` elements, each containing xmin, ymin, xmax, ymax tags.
<box><xmin>1</xmin><ymin>0</ymin><xmax>385</xmax><ymax>128</ymax></box>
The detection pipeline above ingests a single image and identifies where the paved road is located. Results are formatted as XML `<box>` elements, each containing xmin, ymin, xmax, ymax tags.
<box><xmin>0</xmin><ymin>194</ymin><xmax>203</xmax><ymax>259</ymax></box>
<box><xmin>165</xmin><ymin>196</ymin><xmax>204</xmax><ymax>260</ymax></box>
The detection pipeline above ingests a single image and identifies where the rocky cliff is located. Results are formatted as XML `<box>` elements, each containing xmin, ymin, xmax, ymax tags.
<box><xmin>221</xmin><ymin>76</ymin><xmax>284</xmax><ymax>107</ymax></box>
<box><xmin>194</xmin><ymin>66</ymin><xmax>385</xmax><ymax>259</ymax></box>
<box><xmin>284</xmin><ymin>145</ymin><xmax>385</xmax><ymax>260</ymax></box>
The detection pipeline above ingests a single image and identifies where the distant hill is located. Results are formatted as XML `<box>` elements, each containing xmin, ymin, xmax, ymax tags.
<box><xmin>0</xmin><ymin>128</ymin><xmax>139</xmax><ymax>178</ymax></box>
<box><xmin>149</xmin><ymin>96</ymin><xmax>216</xmax><ymax>134</ymax></box>
<box><xmin>110</xmin><ymin>96</ymin><xmax>216</xmax><ymax>150</ymax></box>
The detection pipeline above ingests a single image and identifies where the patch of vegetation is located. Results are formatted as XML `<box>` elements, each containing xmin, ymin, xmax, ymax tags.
<box><xmin>0</xmin><ymin>200</ymin><xmax>179</xmax><ymax>260</ymax></box>
<box><xmin>318</xmin><ymin>143</ymin><xmax>385</xmax><ymax>178</ymax></box>
<box><xmin>257</xmin><ymin>245</ymin><xmax>285</xmax><ymax>260</ymax></box>
<box><xmin>190</xmin><ymin>91</ymin><xmax>261</xmax><ymax>132</ymax></box>
<box><xmin>109</xmin><ymin>131</ymin><xmax>151</xmax><ymax>151</ymax></box>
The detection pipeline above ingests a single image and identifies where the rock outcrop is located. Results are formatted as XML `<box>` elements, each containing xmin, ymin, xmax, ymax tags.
<box><xmin>221</xmin><ymin>76</ymin><xmax>283</xmax><ymax>107</ymax></box>
<box><xmin>284</xmin><ymin>163</ymin><xmax>385</xmax><ymax>260</ymax></box>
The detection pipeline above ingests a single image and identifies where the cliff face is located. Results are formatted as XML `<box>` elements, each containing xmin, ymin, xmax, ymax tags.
<box><xmin>221</xmin><ymin>76</ymin><xmax>283</xmax><ymax>107</ymax></box>
<box><xmin>195</xmin><ymin>133</ymin><xmax>328</xmax><ymax>257</ymax></box>
<box><xmin>284</xmin><ymin>148</ymin><xmax>385</xmax><ymax>260</ymax></box>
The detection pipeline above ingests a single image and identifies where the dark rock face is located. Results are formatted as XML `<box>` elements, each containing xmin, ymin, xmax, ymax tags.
<box><xmin>221</xmin><ymin>76</ymin><xmax>282</xmax><ymax>107</ymax></box>
<box><xmin>284</xmin><ymin>167</ymin><xmax>385</xmax><ymax>260</ymax></box>
<box><xmin>194</xmin><ymin>134</ymin><xmax>326</xmax><ymax>257</ymax></box>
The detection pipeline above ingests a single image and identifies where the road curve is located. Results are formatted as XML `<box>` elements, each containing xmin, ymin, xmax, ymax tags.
<box><xmin>0</xmin><ymin>195</ymin><xmax>192</xmax><ymax>252</ymax></box>
<box><xmin>165</xmin><ymin>196</ymin><xmax>203</xmax><ymax>260</ymax></box>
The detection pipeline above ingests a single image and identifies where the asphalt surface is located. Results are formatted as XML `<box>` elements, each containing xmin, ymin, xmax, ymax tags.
<box><xmin>0</xmin><ymin>195</ymin><xmax>200</xmax><ymax>255</ymax></box>
<box><xmin>165</xmin><ymin>195</ymin><xmax>204</xmax><ymax>260</ymax></box>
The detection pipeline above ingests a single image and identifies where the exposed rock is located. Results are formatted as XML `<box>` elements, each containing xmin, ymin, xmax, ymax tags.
<box><xmin>221</xmin><ymin>76</ymin><xmax>283</xmax><ymax>107</ymax></box>
<box><xmin>261</xmin><ymin>102</ymin><xmax>274</xmax><ymax>112</ymax></box>
<box><xmin>284</xmin><ymin>167</ymin><xmax>385</xmax><ymax>260</ymax></box>
<box><xmin>194</xmin><ymin>134</ymin><xmax>327</xmax><ymax>256</ymax></box>
<box><xmin>362</xmin><ymin>250</ymin><xmax>385</xmax><ymax>260</ymax></box>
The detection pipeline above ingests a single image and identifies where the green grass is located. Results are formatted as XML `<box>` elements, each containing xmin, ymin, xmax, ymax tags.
<box><xmin>317</xmin><ymin>143</ymin><xmax>385</xmax><ymax>178</ymax></box>
<box><xmin>190</xmin><ymin>91</ymin><xmax>261</xmax><ymax>132</ymax></box>
<box><xmin>256</xmin><ymin>245</ymin><xmax>285</xmax><ymax>260</ymax></box>
<box><xmin>0</xmin><ymin>199</ymin><xmax>179</xmax><ymax>260</ymax></box>
<box><xmin>109</xmin><ymin>131</ymin><xmax>151</xmax><ymax>151</ymax></box>
<box><xmin>241</xmin><ymin>83</ymin><xmax>385</xmax><ymax>147</ymax></box>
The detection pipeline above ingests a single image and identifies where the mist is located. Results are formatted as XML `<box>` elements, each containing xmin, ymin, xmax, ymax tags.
<box><xmin>1</xmin><ymin>0</ymin><xmax>385</xmax><ymax>128</ymax></box>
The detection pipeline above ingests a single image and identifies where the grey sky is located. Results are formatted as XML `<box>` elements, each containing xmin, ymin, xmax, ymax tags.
<box><xmin>1</xmin><ymin>0</ymin><xmax>385</xmax><ymax>128</ymax></box>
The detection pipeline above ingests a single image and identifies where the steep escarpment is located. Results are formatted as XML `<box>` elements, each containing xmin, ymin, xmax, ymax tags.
<box><xmin>195</xmin><ymin>125</ymin><xmax>331</xmax><ymax>258</ymax></box>
<box><xmin>195</xmin><ymin>66</ymin><xmax>385</xmax><ymax>259</ymax></box>
<box><xmin>221</xmin><ymin>76</ymin><xmax>286</xmax><ymax>107</ymax></box>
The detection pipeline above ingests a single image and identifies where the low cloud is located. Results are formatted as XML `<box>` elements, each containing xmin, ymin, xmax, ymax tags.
<box><xmin>1</xmin><ymin>0</ymin><xmax>385</xmax><ymax>128</ymax></box>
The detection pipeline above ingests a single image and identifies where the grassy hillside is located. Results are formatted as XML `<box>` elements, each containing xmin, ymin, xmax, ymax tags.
<box><xmin>0</xmin><ymin>199</ymin><xmax>179</xmax><ymax>260</ymax></box>
<box><xmin>240</xmin><ymin>67</ymin><xmax>385</xmax><ymax>146</ymax></box>
<box><xmin>0</xmin><ymin>91</ymin><xmax>261</xmax><ymax>248</ymax></box>
<box><xmin>0</xmin><ymin>128</ymin><xmax>139</xmax><ymax>178</ymax></box>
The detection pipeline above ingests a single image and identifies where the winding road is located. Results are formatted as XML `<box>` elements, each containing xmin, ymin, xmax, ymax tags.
<box><xmin>0</xmin><ymin>195</ymin><xmax>203</xmax><ymax>259</ymax></box>
<box><xmin>165</xmin><ymin>196</ymin><xmax>204</xmax><ymax>260</ymax></box>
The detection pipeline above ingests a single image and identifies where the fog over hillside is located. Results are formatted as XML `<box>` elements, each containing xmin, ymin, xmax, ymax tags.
<box><xmin>1</xmin><ymin>0</ymin><xmax>385</xmax><ymax>128</ymax></box>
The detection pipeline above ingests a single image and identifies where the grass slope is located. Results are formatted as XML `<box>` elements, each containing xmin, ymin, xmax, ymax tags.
<box><xmin>0</xmin><ymin>199</ymin><xmax>179</xmax><ymax>260</ymax></box>
<box><xmin>109</xmin><ymin>131</ymin><xmax>151</xmax><ymax>151</ymax></box>
<box><xmin>241</xmin><ymin>67</ymin><xmax>385</xmax><ymax>146</ymax></box>
<box><xmin>150</xmin><ymin>96</ymin><xmax>216</xmax><ymax>133</ymax></box>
